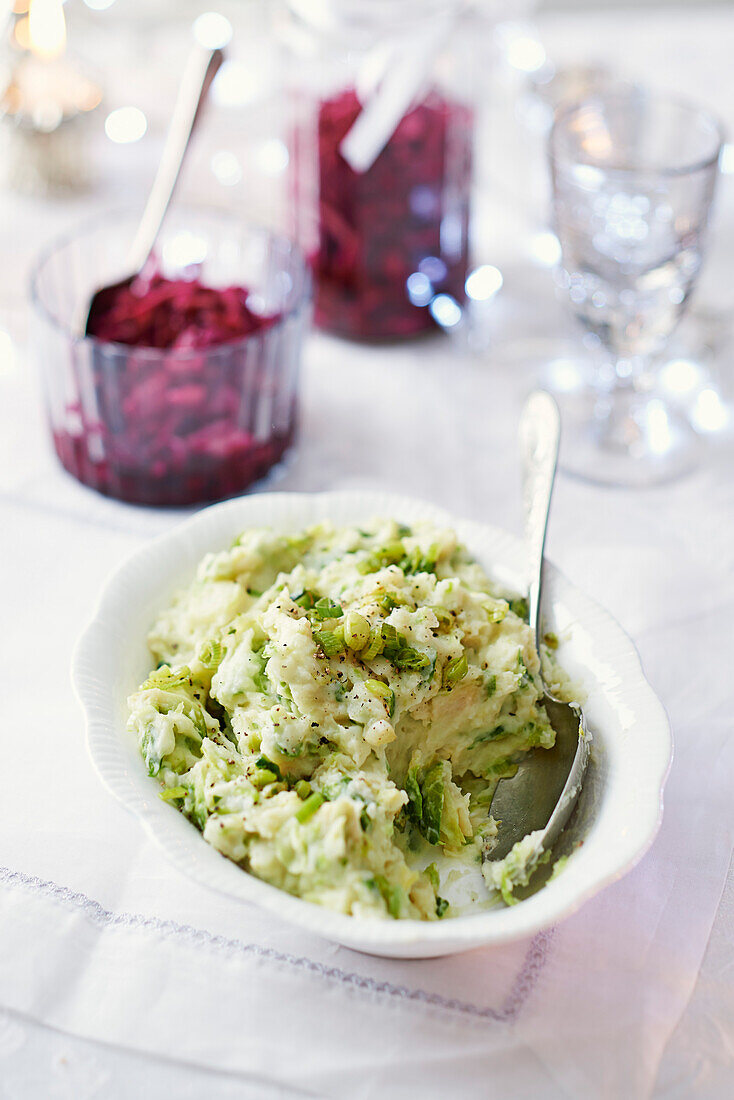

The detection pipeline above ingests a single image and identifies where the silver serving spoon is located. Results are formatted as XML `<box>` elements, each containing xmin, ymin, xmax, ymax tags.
<box><xmin>487</xmin><ymin>391</ymin><xmax>590</xmax><ymax>864</ymax></box>
<box><xmin>84</xmin><ymin>42</ymin><xmax>224</xmax><ymax>336</ymax></box>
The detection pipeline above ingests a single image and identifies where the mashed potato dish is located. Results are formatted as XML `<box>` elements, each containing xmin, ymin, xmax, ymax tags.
<box><xmin>128</xmin><ymin>520</ymin><xmax>563</xmax><ymax>920</ymax></box>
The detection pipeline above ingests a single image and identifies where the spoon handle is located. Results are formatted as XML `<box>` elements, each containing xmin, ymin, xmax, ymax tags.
<box><xmin>519</xmin><ymin>391</ymin><xmax>561</xmax><ymax>648</ymax></box>
<box><xmin>125</xmin><ymin>44</ymin><xmax>225</xmax><ymax>275</ymax></box>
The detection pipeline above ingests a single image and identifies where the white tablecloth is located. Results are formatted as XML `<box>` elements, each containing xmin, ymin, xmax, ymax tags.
<box><xmin>2</xmin><ymin>6</ymin><xmax>733</xmax><ymax>1097</ymax></box>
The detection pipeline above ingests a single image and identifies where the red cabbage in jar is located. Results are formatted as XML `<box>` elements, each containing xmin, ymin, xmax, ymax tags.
<box><xmin>56</xmin><ymin>275</ymin><xmax>295</xmax><ymax>507</ymax></box>
<box><xmin>86</xmin><ymin>274</ymin><xmax>277</xmax><ymax>350</ymax></box>
<box><xmin>312</xmin><ymin>88</ymin><xmax>473</xmax><ymax>340</ymax></box>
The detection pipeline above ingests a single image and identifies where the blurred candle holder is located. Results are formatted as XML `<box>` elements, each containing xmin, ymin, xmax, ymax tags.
<box><xmin>0</xmin><ymin>0</ymin><xmax>102</xmax><ymax>194</ymax></box>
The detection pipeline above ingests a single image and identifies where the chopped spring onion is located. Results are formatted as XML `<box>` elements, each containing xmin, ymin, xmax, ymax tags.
<box><xmin>252</xmin><ymin>768</ymin><xmax>278</xmax><ymax>789</ymax></box>
<box><xmin>405</xmin><ymin>766</ymin><xmax>423</xmax><ymax>822</ymax></box>
<box><xmin>374</xmin><ymin>874</ymin><xmax>403</xmax><ymax>918</ymax></box>
<box><xmin>485</xmin><ymin>602</ymin><xmax>508</xmax><ymax>624</ymax></box>
<box><xmin>365</xmin><ymin>678</ymin><xmax>395</xmax><ymax>718</ymax></box>
<box><xmin>314</xmin><ymin>627</ymin><xmax>345</xmax><ymax>657</ymax></box>
<box><xmin>198</xmin><ymin>639</ymin><xmax>223</xmax><ymax>669</ymax></box>
<box><xmin>293</xmin><ymin>590</ymin><xmax>316</xmax><ymax>610</ymax></box>
<box><xmin>419</xmin><ymin>762</ymin><xmax>445</xmax><ymax>845</ymax></box>
<box><xmin>432</xmin><ymin>608</ymin><xmax>453</xmax><ymax>630</ymax></box>
<box><xmin>143</xmin><ymin>665</ymin><xmax>191</xmax><ymax>690</ymax></box>
<box><xmin>509</xmin><ymin>597</ymin><xmax>529</xmax><ymax>621</ymax></box>
<box><xmin>392</xmin><ymin>646</ymin><xmax>431</xmax><ymax>672</ymax></box>
<box><xmin>373</xmin><ymin>623</ymin><xmax>430</xmax><ymax>671</ymax></box>
<box><xmin>442</xmin><ymin>653</ymin><xmax>468</xmax><ymax>688</ymax></box>
<box><xmin>361</xmin><ymin>629</ymin><xmax>384</xmax><ymax>661</ymax></box>
<box><xmin>255</xmin><ymin>755</ymin><xmax>282</xmax><ymax>781</ymax></box>
<box><xmin>401</xmin><ymin>545</ymin><xmax>438</xmax><ymax>575</ymax></box>
<box><xmin>424</xmin><ymin>862</ymin><xmax>440</xmax><ymax>890</ymax></box>
<box><xmin>159</xmin><ymin>786</ymin><xmax>187</xmax><ymax>802</ymax></box>
<box><xmin>379</xmin><ymin>622</ymin><xmax>402</xmax><ymax>658</ymax></box>
<box><xmin>295</xmin><ymin>779</ymin><xmax>311</xmax><ymax>800</ymax></box>
<box><xmin>312</xmin><ymin>596</ymin><xmax>343</xmax><ymax>620</ymax></box>
<box><xmin>295</xmin><ymin>791</ymin><xmax>324</xmax><ymax>823</ymax></box>
<box><xmin>344</xmin><ymin>611</ymin><xmax>370</xmax><ymax>651</ymax></box>
<box><xmin>357</xmin><ymin>541</ymin><xmax>405</xmax><ymax>574</ymax></box>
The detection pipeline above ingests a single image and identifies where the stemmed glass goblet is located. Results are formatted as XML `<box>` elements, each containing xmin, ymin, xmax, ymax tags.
<box><xmin>547</xmin><ymin>86</ymin><xmax>724</xmax><ymax>485</ymax></box>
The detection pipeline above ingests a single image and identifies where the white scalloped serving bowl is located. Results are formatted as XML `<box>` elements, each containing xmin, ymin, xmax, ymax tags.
<box><xmin>73</xmin><ymin>491</ymin><xmax>671</xmax><ymax>958</ymax></box>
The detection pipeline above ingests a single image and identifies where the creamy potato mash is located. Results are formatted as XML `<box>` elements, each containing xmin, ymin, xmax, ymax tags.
<box><xmin>128</xmin><ymin>520</ymin><xmax>559</xmax><ymax>920</ymax></box>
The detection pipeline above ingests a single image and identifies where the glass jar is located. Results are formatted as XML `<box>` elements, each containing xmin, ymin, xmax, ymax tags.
<box><xmin>280</xmin><ymin>0</ymin><xmax>475</xmax><ymax>341</ymax></box>
<box><xmin>30</xmin><ymin>209</ymin><xmax>311</xmax><ymax>507</ymax></box>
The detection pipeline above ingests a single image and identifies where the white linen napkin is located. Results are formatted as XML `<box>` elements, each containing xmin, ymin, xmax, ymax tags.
<box><xmin>1</xmin><ymin>331</ymin><xmax>732</xmax><ymax>1098</ymax></box>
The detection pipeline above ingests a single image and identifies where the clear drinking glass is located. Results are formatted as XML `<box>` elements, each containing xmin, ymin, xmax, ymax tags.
<box><xmin>30</xmin><ymin>209</ymin><xmax>311</xmax><ymax>507</ymax></box>
<box><xmin>548</xmin><ymin>87</ymin><xmax>724</xmax><ymax>485</ymax></box>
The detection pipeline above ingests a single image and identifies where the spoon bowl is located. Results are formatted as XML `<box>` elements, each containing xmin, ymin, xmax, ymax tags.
<box><xmin>488</xmin><ymin>696</ymin><xmax>589</xmax><ymax>862</ymax></box>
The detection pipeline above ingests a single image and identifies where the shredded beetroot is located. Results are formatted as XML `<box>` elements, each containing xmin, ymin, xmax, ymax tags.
<box><xmin>311</xmin><ymin>88</ymin><xmax>473</xmax><ymax>339</ymax></box>
<box><xmin>56</xmin><ymin>276</ymin><xmax>294</xmax><ymax>506</ymax></box>
<box><xmin>86</xmin><ymin>273</ymin><xmax>275</xmax><ymax>350</ymax></box>
<box><xmin>53</xmin><ymin>422</ymin><xmax>295</xmax><ymax>508</ymax></box>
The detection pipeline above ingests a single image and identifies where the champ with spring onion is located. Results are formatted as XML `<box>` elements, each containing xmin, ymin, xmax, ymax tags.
<box><xmin>128</xmin><ymin>520</ymin><xmax>561</xmax><ymax>920</ymax></box>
